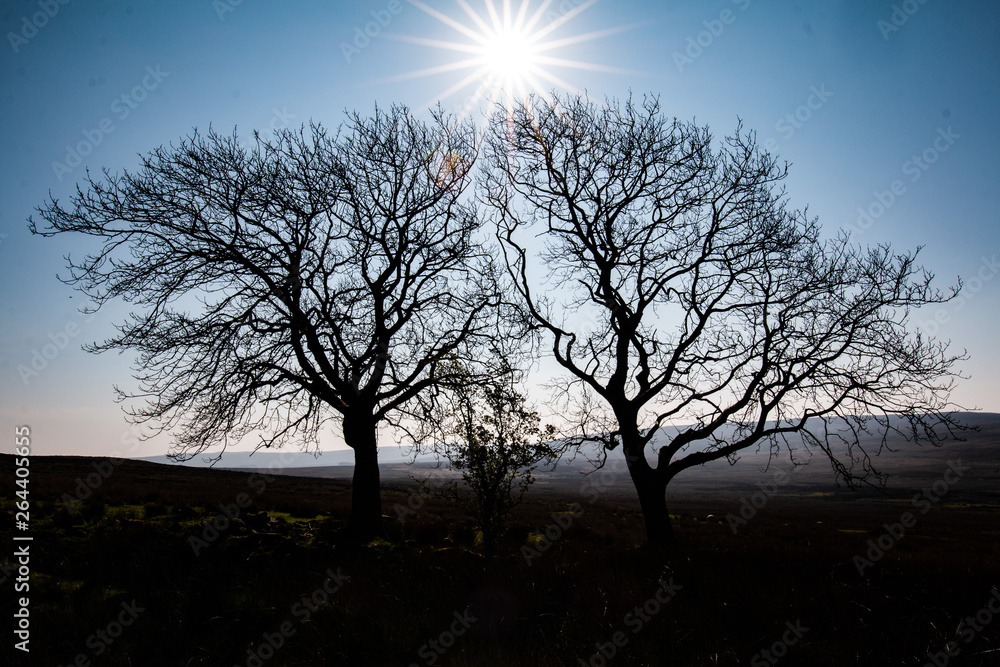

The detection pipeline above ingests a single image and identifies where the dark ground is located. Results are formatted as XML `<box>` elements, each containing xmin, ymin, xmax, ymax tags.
<box><xmin>1</xmin><ymin>427</ymin><xmax>999</xmax><ymax>666</ymax></box>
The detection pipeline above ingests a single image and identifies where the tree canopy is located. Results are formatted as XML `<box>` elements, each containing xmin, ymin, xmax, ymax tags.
<box><xmin>31</xmin><ymin>105</ymin><xmax>500</xmax><ymax>539</ymax></box>
<box><xmin>482</xmin><ymin>93</ymin><xmax>967</xmax><ymax>545</ymax></box>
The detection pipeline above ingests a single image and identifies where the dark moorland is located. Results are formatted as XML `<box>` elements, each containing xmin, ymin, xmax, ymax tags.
<box><xmin>3</xmin><ymin>415</ymin><xmax>999</xmax><ymax>666</ymax></box>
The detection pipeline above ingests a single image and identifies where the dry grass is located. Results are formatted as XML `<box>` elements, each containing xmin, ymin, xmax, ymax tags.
<box><xmin>1</xmin><ymin>454</ymin><xmax>997</xmax><ymax>666</ymax></box>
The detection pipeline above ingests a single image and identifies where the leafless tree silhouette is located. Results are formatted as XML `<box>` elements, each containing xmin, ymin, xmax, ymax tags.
<box><xmin>483</xmin><ymin>93</ymin><xmax>968</xmax><ymax>546</ymax></box>
<box><xmin>31</xmin><ymin>106</ymin><xmax>501</xmax><ymax>540</ymax></box>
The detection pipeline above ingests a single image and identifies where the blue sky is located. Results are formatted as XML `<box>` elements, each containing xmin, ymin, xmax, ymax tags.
<box><xmin>1</xmin><ymin>0</ymin><xmax>997</xmax><ymax>458</ymax></box>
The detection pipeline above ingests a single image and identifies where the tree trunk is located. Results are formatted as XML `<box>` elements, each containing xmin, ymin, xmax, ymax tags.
<box><xmin>343</xmin><ymin>414</ymin><xmax>383</xmax><ymax>542</ymax></box>
<box><xmin>622</xmin><ymin>436</ymin><xmax>675</xmax><ymax>548</ymax></box>
<box><xmin>482</xmin><ymin>529</ymin><xmax>497</xmax><ymax>560</ymax></box>
<box><xmin>635</xmin><ymin>473</ymin><xmax>674</xmax><ymax>548</ymax></box>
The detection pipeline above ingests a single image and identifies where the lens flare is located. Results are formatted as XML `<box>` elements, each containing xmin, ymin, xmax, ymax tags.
<box><xmin>386</xmin><ymin>0</ymin><xmax>639</xmax><ymax>120</ymax></box>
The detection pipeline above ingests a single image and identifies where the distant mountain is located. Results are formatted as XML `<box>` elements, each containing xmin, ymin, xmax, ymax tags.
<box><xmin>136</xmin><ymin>444</ymin><xmax>440</xmax><ymax>469</ymax></box>
<box><xmin>134</xmin><ymin>413</ymin><xmax>998</xmax><ymax>486</ymax></box>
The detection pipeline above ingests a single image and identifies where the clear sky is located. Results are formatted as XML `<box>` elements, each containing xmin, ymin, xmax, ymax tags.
<box><xmin>1</xmin><ymin>0</ymin><xmax>997</xmax><ymax>459</ymax></box>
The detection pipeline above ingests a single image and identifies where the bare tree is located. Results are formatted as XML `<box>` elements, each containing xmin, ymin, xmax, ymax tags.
<box><xmin>30</xmin><ymin>105</ymin><xmax>500</xmax><ymax>541</ymax></box>
<box><xmin>483</xmin><ymin>93</ymin><xmax>968</xmax><ymax>547</ymax></box>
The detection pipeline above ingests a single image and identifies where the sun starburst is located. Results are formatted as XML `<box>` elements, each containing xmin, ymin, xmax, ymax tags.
<box><xmin>386</xmin><ymin>0</ymin><xmax>638</xmax><ymax>121</ymax></box>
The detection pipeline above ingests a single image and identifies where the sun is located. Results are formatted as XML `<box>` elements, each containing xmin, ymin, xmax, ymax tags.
<box><xmin>386</xmin><ymin>0</ymin><xmax>637</xmax><ymax>120</ymax></box>
<box><xmin>481</xmin><ymin>24</ymin><xmax>535</xmax><ymax>84</ymax></box>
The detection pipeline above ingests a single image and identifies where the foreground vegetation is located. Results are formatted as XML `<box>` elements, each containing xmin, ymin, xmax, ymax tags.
<box><xmin>1</xmin><ymin>455</ymin><xmax>998</xmax><ymax>666</ymax></box>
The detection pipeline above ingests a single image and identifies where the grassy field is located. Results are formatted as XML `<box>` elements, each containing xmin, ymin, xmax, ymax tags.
<box><xmin>1</xmin><ymin>453</ymin><xmax>998</xmax><ymax>666</ymax></box>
